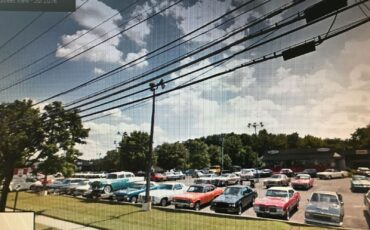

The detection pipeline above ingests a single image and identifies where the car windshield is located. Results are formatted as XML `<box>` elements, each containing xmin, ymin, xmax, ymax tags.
<box><xmin>107</xmin><ymin>174</ymin><xmax>118</xmax><ymax>179</ymax></box>
<box><xmin>303</xmin><ymin>169</ymin><xmax>315</xmax><ymax>172</ymax></box>
<box><xmin>224</xmin><ymin>187</ymin><xmax>241</xmax><ymax>195</ymax></box>
<box><xmin>158</xmin><ymin>184</ymin><xmax>173</xmax><ymax>190</ymax></box>
<box><xmin>310</xmin><ymin>193</ymin><xmax>339</xmax><ymax>204</ymax></box>
<box><xmin>271</xmin><ymin>175</ymin><xmax>281</xmax><ymax>179</ymax></box>
<box><xmin>187</xmin><ymin>186</ymin><xmax>204</xmax><ymax>193</ymax></box>
<box><xmin>128</xmin><ymin>183</ymin><xmax>145</xmax><ymax>189</ymax></box>
<box><xmin>266</xmin><ymin>190</ymin><xmax>288</xmax><ymax>198</ymax></box>
<box><xmin>295</xmin><ymin>175</ymin><xmax>310</xmax><ymax>179</ymax></box>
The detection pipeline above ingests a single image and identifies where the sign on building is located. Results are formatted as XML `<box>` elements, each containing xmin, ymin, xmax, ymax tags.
<box><xmin>0</xmin><ymin>0</ymin><xmax>75</xmax><ymax>12</ymax></box>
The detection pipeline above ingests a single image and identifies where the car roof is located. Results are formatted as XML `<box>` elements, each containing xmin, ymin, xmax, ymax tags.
<box><xmin>267</xmin><ymin>187</ymin><xmax>293</xmax><ymax>191</ymax></box>
<box><xmin>312</xmin><ymin>191</ymin><xmax>337</xmax><ymax>196</ymax></box>
<box><xmin>226</xmin><ymin>185</ymin><xmax>251</xmax><ymax>189</ymax></box>
<box><xmin>295</xmin><ymin>173</ymin><xmax>310</xmax><ymax>177</ymax></box>
<box><xmin>190</xmin><ymin>184</ymin><xmax>213</xmax><ymax>187</ymax></box>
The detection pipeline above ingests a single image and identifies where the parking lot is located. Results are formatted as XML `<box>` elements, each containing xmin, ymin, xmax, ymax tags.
<box><xmin>159</xmin><ymin>176</ymin><xmax>370</xmax><ymax>229</ymax></box>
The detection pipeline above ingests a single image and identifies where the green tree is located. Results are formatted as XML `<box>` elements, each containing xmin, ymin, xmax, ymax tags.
<box><xmin>208</xmin><ymin>144</ymin><xmax>221</xmax><ymax>166</ymax></box>
<box><xmin>155</xmin><ymin>142</ymin><xmax>188</xmax><ymax>170</ymax></box>
<box><xmin>119</xmin><ymin>131</ymin><xmax>153</xmax><ymax>172</ymax></box>
<box><xmin>0</xmin><ymin>100</ymin><xmax>89</xmax><ymax>211</ymax></box>
<box><xmin>184</xmin><ymin>140</ymin><xmax>210</xmax><ymax>169</ymax></box>
<box><xmin>98</xmin><ymin>149</ymin><xmax>120</xmax><ymax>172</ymax></box>
<box><xmin>287</xmin><ymin>132</ymin><xmax>300</xmax><ymax>149</ymax></box>
<box><xmin>301</xmin><ymin>135</ymin><xmax>325</xmax><ymax>148</ymax></box>
<box><xmin>222</xmin><ymin>154</ymin><xmax>232</xmax><ymax>170</ymax></box>
<box><xmin>350</xmin><ymin>124</ymin><xmax>370</xmax><ymax>149</ymax></box>
<box><xmin>223</xmin><ymin>134</ymin><xmax>243</xmax><ymax>163</ymax></box>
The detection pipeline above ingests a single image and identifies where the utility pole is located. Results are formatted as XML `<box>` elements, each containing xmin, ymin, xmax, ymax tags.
<box><xmin>143</xmin><ymin>79</ymin><xmax>165</xmax><ymax>211</ymax></box>
<box><xmin>220</xmin><ymin>134</ymin><xmax>225</xmax><ymax>173</ymax></box>
<box><xmin>248</xmin><ymin>122</ymin><xmax>264</xmax><ymax>135</ymax></box>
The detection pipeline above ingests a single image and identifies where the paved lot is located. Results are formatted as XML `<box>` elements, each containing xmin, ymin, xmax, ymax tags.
<box><xmin>167</xmin><ymin>176</ymin><xmax>370</xmax><ymax>229</ymax></box>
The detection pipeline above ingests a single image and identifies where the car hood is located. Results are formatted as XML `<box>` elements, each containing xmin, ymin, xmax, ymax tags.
<box><xmin>174</xmin><ymin>192</ymin><xmax>203</xmax><ymax>200</ymax></box>
<box><xmin>352</xmin><ymin>180</ymin><xmax>370</xmax><ymax>186</ymax></box>
<box><xmin>292</xmin><ymin>179</ymin><xmax>309</xmax><ymax>184</ymax></box>
<box><xmin>141</xmin><ymin>189</ymin><xmax>177</xmax><ymax>197</ymax></box>
<box><xmin>306</xmin><ymin>202</ymin><xmax>341</xmax><ymax>215</ymax></box>
<box><xmin>264</xmin><ymin>178</ymin><xmax>282</xmax><ymax>182</ymax></box>
<box><xmin>115</xmin><ymin>188</ymin><xmax>140</xmax><ymax>195</ymax></box>
<box><xmin>213</xmin><ymin>194</ymin><xmax>240</xmax><ymax>203</ymax></box>
<box><xmin>255</xmin><ymin>197</ymin><xmax>288</xmax><ymax>207</ymax></box>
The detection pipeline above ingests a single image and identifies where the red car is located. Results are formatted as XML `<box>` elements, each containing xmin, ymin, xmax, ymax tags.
<box><xmin>253</xmin><ymin>187</ymin><xmax>300</xmax><ymax>220</ymax></box>
<box><xmin>291</xmin><ymin>174</ymin><xmax>314</xmax><ymax>190</ymax></box>
<box><xmin>172</xmin><ymin>184</ymin><xmax>223</xmax><ymax>211</ymax></box>
<box><xmin>151</xmin><ymin>173</ymin><xmax>167</xmax><ymax>182</ymax></box>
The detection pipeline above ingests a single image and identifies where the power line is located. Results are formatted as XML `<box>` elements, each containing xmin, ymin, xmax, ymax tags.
<box><xmin>0</xmin><ymin>0</ymin><xmax>141</xmax><ymax>82</ymax></box>
<box><xmin>37</xmin><ymin>0</ymin><xmax>266</xmax><ymax>107</ymax></box>
<box><xmin>0</xmin><ymin>12</ymin><xmax>44</xmax><ymax>51</ymax></box>
<box><xmin>48</xmin><ymin>0</ymin><xmax>303</xmax><ymax>108</ymax></box>
<box><xmin>0</xmin><ymin>0</ymin><xmax>89</xmax><ymax>67</ymax></box>
<box><xmin>79</xmin><ymin>16</ymin><xmax>370</xmax><ymax>119</ymax></box>
<box><xmin>0</xmin><ymin>0</ymin><xmax>184</xmax><ymax>94</ymax></box>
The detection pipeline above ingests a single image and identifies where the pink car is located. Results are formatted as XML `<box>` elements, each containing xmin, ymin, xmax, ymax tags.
<box><xmin>291</xmin><ymin>174</ymin><xmax>314</xmax><ymax>190</ymax></box>
<box><xmin>254</xmin><ymin>187</ymin><xmax>300</xmax><ymax>220</ymax></box>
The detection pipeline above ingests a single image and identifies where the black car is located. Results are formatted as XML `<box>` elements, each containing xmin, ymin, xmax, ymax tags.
<box><xmin>260</xmin><ymin>169</ymin><xmax>273</xmax><ymax>177</ymax></box>
<box><xmin>302</xmin><ymin>169</ymin><xmax>317</xmax><ymax>178</ymax></box>
<box><xmin>210</xmin><ymin>185</ymin><xmax>257</xmax><ymax>215</ymax></box>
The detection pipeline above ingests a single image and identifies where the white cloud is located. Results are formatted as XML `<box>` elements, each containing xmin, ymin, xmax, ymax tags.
<box><xmin>94</xmin><ymin>67</ymin><xmax>105</xmax><ymax>75</ymax></box>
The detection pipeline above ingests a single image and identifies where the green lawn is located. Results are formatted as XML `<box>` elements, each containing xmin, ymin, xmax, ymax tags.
<box><xmin>7</xmin><ymin>192</ymin><xmax>327</xmax><ymax>230</ymax></box>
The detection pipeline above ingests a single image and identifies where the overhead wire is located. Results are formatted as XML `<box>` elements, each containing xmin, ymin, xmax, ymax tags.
<box><xmin>0</xmin><ymin>0</ymin><xmax>184</xmax><ymax>93</ymax></box>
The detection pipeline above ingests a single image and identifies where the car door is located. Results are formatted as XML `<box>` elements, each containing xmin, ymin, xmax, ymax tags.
<box><xmin>241</xmin><ymin>188</ymin><xmax>251</xmax><ymax>207</ymax></box>
<box><xmin>287</xmin><ymin>189</ymin><xmax>296</xmax><ymax>209</ymax></box>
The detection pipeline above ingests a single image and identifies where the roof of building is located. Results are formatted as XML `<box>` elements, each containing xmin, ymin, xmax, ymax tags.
<box><xmin>263</xmin><ymin>148</ymin><xmax>343</xmax><ymax>161</ymax></box>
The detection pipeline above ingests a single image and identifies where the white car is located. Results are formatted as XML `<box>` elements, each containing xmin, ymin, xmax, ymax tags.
<box><xmin>4</xmin><ymin>177</ymin><xmax>40</xmax><ymax>191</ymax></box>
<box><xmin>138</xmin><ymin>182</ymin><xmax>187</xmax><ymax>206</ymax></box>
<box><xmin>215</xmin><ymin>173</ymin><xmax>240</xmax><ymax>186</ymax></box>
<box><xmin>164</xmin><ymin>172</ymin><xmax>178</xmax><ymax>180</ymax></box>
<box><xmin>317</xmin><ymin>169</ymin><xmax>348</xmax><ymax>179</ymax></box>
<box><xmin>173</xmin><ymin>171</ymin><xmax>185</xmax><ymax>180</ymax></box>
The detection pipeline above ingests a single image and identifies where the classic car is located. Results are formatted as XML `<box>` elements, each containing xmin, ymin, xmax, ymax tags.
<box><xmin>209</xmin><ymin>165</ymin><xmax>221</xmax><ymax>175</ymax></box>
<box><xmin>240</xmin><ymin>169</ymin><xmax>257</xmax><ymax>183</ymax></box>
<box><xmin>138</xmin><ymin>182</ymin><xmax>187</xmax><ymax>206</ymax></box>
<box><xmin>356</xmin><ymin>167</ymin><xmax>370</xmax><ymax>177</ymax></box>
<box><xmin>317</xmin><ymin>169</ymin><xmax>348</xmax><ymax>179</ymax></box>
<box><xmin>279</xmin><ymin>168</ymin><xmax>295</xmax><ymax>177</ymax></box>
<box><xmin>263</xmin><ymin>174</ymin><xmax>290</xmax><ymax>188</ymax></box>
<box><xmin>364</xmin><ymin>190</ymin><xmax>370</xmax><ymax>214</ymax></box>
<box><xmin>59</xmin><ymin>179</ymin><xmax>89</xmax><ymax>194</ymax></box>
<box><xmin>260</xmin><ymin>169</ymin><xmax>273</xmax><ymax>177</ymax></box>
<box><xmin>90</xmin><ymin>171</ymin><xmax>144</xmax><ymax>197</ymax></box>
<box><xmin>210</xmin><ymin>185</ymin><xmax>257</xmax><ymax>215</ymax></box>
<box><xmin>150</xmin><ymin>173</ymin><xmax>167</xmax><ymax>182</ymax></box>
<box><xmin>173</xmin><ymin>171</ymin><xmax>186</xmax><ymax>180</ymax></box>
<box><xmin>46</xmin><ymin>178</ymin><xmax>81</xmax><ymax>193</ymax></box>
<box><xmin>164</xmin><ymin>172</ymin><xmax>178</xmax><ymax>180</ymax></box>
<box><xmin>301</xmin><ymin>169</ymin><xmax>317</xmax><ymax>178</ymax></box>
<box><xmin>4</xmin><ymin>177</ymin><xmax>40</xmax><ymax>191</ymax></box>
<box><xmin>73</xmin><ymin>181</ymin><xmax>93</xmax><ymax>196</ymax></box>
<box><xmin>351</xmin><ymin>175</ymin><xmax>370</xmax><ymax>192</ymax></box>
<box><xmin>215</xmin><ymin>173</ymin><xmax>239</xmax><ymax>186</ymax></box>
<box><xmin>194</xmin><ymin>174</ymin><xmax>218</xmax><ymax>186</ymax></box>
<box><xmin>114</xmin><ymin>181</ymin><xmax>159</xmax><ymax>203</ymax></box>
<box><xmin>172</xmin><ymin>184</ymin><xmax>223</xmax><ymax>210</ymax></box>
<box><xmin>305</xmin><ymin>191</ymin><xmax>344</xmax><ymax>226</ymax></box>
<box><xmin>254</xmin><ymin>187</ymin><xmax>300</xmax><ymax>220</ymax></box>
<box><xmin>291</xmin><ymin>174</ymin><xmax>314</xmax><ymax>190</ymax></box>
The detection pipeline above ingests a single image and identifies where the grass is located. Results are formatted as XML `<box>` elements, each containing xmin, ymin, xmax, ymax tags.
<box><xmin>7</xmin><ymin>192</ymin><xmax>327</xmax><ymax>230</ymax></box>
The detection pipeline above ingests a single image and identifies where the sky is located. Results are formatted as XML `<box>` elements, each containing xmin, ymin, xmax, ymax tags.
<box><xmin>0</xmin><ymin>0</ymin><xmax>369</xmax><ymax>159</ymax></box>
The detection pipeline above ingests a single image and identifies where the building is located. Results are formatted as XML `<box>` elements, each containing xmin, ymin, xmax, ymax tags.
<box><xmin>343</xmin><ymin>149</ymin><xmax>370</xmax><ymax>169</ymax></box>
<box><xmin>262</xmin><ymin>148</ymin><xmax>346</xmax><ymax>171</ymax></box>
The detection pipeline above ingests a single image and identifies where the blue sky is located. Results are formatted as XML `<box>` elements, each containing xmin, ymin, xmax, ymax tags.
<box><xmin>0</xmin><ymin>0</ymin><xmax>369</xmax><ymax>159</ymax></box>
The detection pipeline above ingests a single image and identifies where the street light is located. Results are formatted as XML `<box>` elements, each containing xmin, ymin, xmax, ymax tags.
<box><xmin>144</xmin><ymin>79</ymin><xmax>165</xmax><ymax>211</ymax></box>
<box><xmin>248</xmin><ymin>122</ymin><xmax>264</xmax><ymax>135</ymax></box>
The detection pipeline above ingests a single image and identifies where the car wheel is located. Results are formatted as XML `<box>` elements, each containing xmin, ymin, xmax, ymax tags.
<box><xmin>237</xmin><ymin>204</ymin><xmax>242</xmax><ymax>215</ymax></box>
<box><xmin>131</xmin><ymin>196</ymin><xmax>138</xmax><ymax>203</ymax></box>
<box><xmin>160</xmin><ymin>198</ymin><xmax>167</xmax><ymax>206</ymax></box>
<box><xmin>103</xmin><ymin>185</ymin><xmax>112</xmax><ymax>194</ymax></box>
<box><xmin>194</xmin><ymin>202</ymin><xmax>201</xmax><ymax>211</ymax></box>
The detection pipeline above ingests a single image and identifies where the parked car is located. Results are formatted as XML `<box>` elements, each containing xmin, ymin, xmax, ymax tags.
<box><xmin>209</xmin><ymin>165</ymin><xmax>221</xmax><ymax>175</ymax></box>
<box><xmin>263</xmin><ymin>174</ymin><xmax>290</xmax><ymax>188</ymax></box>
<box><xmin>191</xmin><ymin>170</ymin><xmax>204</xmax><ymax>178</ymax></box>
<box><xmin>138</xmin><ymin>182</ymin><xmax>187</xmax><ymax>206</ymax></box>
<box><xmin>59</xmin><ymin>179</ymin><xmax>90</xmax><ymax>195</ymax></box>
<box><xmin>90</xmin><ymin>171</ymin><xmax>144</xmax><ymax>197</ymax></box>
<box><xmin>172</xmin><ymin>184</ymin><xmax>223</xmax><ymax>211</ymax></box>
<box><xmin>279</xmin><ymin>168</ymin><xmax>295</xmax><ymax>177</ymax></box>
<box><xmin>151</xmin><ymin>173</ymin><xmax>167</xmax><ymax>182</ymax></box>
<box><xmin>301</xmin><ymin>169</ymin><xmax>317</xmax><ymax>178</ymax></box>
<box><xmin>46</xmin><ymin>178</ymin><xmax>76</xmax><ymax>193</ymax></box>
<box><xmin>291</xmin><ymin>174</ymin><xmax>314</xmax><ymax>190</ymax></box>
<box><xmin>240</xmin><ymin>169</ymin><xmax>257</xmax><ymax>183</ymax></box>
<box><xmin>215</xmin><ymin>173</ymin><xmax>239</xmax><ymax>186</ymax></box>
<box><xmin>173</xmin><ymin>171</ymin><xmax>185</xmax><ymax>180</ymax></box>
<box><xmin>364</xmin><ymin>190</ymin><xmax>370</xmax><ymax>214</ymax></box>
<box><xmin>73</xmin><ymin>181</ymin><xmax>93</xmax><ymax>196</ymax></box>
<box><xmin>356</xmin><ymin>167</ymin><xmax>370</xmax><ymax>177</ymax></box>
<box><xmin>210</xmin><ymin>185</ymin><xmax>257</xmax><ymax>215</ymax></box>
<box><xmin>114</xmin><ymin>181</ymin><xmax>159</xmax><ymax>203</ymax></box>
<box><xmin>317</xmin><ymin>169</ymin><xmax>348</xmax><ymax>179</ymax></box>
<box><xmin>253</xmin><ymin>187</ymin><xmax>300</xmax><ymax>220</ymax></box>
<box><xmin>194</xmin><ymin>174</ymin><xmax>218</xmax><ymax>186</ymax></box>
<box><xmin>164</xmin><ymin>172</ymin><xmax>178</xmax><ymax>180</ymax></box>
<box><xmin>260</xmin><ymin>169</ymin><xmax>273</xmax><ymax>177</ymax></box>
<box><xmin>305</xmin><ymin>191</ymin><xmax>344</xmax><ymax>226</ymax></box>
<box><xmin>5</xmin><ymin>177</ymin><xmax>40</xmax><ymax>191</ymax></box>
<box><xmin>351</xmin><ymin>175</ymin><xmax>370</xmax><ymax>192</ymax></box>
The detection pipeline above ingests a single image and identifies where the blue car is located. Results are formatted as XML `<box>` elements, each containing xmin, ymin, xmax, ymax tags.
<box><xmin>114</xmin><ymin>181</ymin><xmax>159</xmax><ymax>203</ymax></box>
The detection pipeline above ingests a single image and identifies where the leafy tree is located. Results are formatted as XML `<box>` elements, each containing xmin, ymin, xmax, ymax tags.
<box><xmin>98</xmin><ymin>149</ymin><xmax>120</xmax><ymax>172</ymax></box>
<box><xmin>208</xmin><ymin>144</ymin><xmax>221</xmax><ymax>166</ymax></box>
<box><xmin>184</xmin><ymin>140</ymin><xmax>210</xmax><ymax>169</ymax></box>
<box><xmin>222</xmin><ymin>154</ymin><xmax>232</xmax><ymax>170</ymax></box>
<box><xmin>155</xmin><ymin>142</ymin><xmax>188</xmax><ymax>170</ymax></box>
<box><xmin>301</xmin><ymin>135</ymin><xmax>325</xmax><ymax>148</ymax></box>
<box><xmin>0</xmin><ymin>100</ymin><xmax>89</xmax><ymax>211</ymax></box>
<box><xmin>119</xmin><ymin>131</ymin><xmax>153</xmax><ymax>172</ymax></box>
<box><xmin>287</xmin><ymin>132</ymin><xmax>300</xmax><ymax>149</ymax></box>
<box><xmin>350</xmin><ymin>124</ymin><xmax>370</xmax><ymax>149</ymax></box>
<box><xmin>223</xmin><ymin>134</ymin><xmax>244</xmax><ymax>163</ymax></box>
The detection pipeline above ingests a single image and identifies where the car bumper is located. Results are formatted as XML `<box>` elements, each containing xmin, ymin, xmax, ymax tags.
<box><xmin>305</xmin><ymin>218</ymin><xmax>342</xmax><ymax>227</ymax></box>
<box><xmin>255</xmin><ymin>210</ymin><xmax>285</xmax><ymax>216</ymax></box>
<box><xmin>292</xmin><ymin>184</ymin><xmax>309</xmax><ymax>189</ymax></box>
<box><xmin>172</xmin><ymin>201</ymin><xmax>194</xmax><ymax>208</ymax></box>
<box><xmin>211</xmin><ymin>206</ymin><xmax>238</xmax><ymax>213</ymax></box>
<box><xmin>351</xmin><ymin>186</ymin><xmax>370</xmax><ymax>192</ymax></box>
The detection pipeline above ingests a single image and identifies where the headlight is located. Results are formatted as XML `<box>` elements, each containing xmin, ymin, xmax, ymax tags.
<box><xmin>276</xmin><ymin>207</ymin><xmax>283</xmax><ymax>212</ymax></box>
<box><xmin>254</xmin><ymin>206</ymin><xmax>259</xmax><ymax>211</ymax></box>
<box><xmin>229</xmin><ymin>203</ymin><xmax>236</xmax><ymax>207</ymax></box>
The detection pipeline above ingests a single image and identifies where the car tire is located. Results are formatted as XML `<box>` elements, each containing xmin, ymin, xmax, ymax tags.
<box><xmin>160</xmin><ymin>198</ymin><xmax>167</xmax><ymax>206</ymax></box>
<box><xmin>103</xmin><ymin>185</ymin><xmax>112</xmax><ymax>194</ymax></box>
<box><xmin>194</xmin><ymin>201</ymin><xmax>201</xmax><ymax>211</ymax></box>
<box><xmin>237</xmin><ymin>204</ymin><xmax>242</xmax><ymax>215</ymax></box>
<box><xmin>131</xmin><ymin>196</ymin><xmax>138</xmax><ymax>203</ymax></box>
